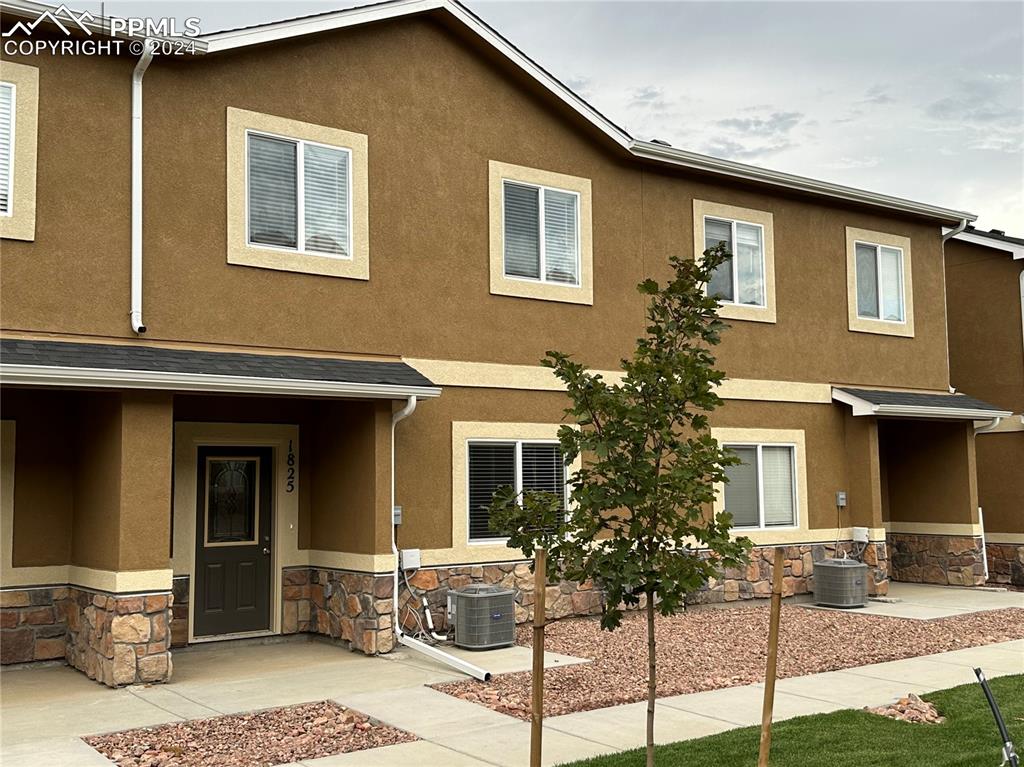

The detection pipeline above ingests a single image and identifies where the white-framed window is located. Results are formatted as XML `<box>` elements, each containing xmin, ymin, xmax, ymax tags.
<box><xmin>0</xmin><ymin>82</ymin><xmax>14</xmax><ymax>217</ymax></box>
<box><xmin>855</xmin><ymin>240</ymin><xmax>905</xmax><ymax>322</ymax></box>
<box><xmin>246</xmin><ymin>129</ymin><xmax>352</xmax><ymax>259</ymax></box>
<box><xmin>704</xmin><ymin>216</ymin><xmax>766</xmax><ymax>307</ymax></box>
<box><xmin>467</xmin><ymin>439</ymin><xmax>566</xmax><ymax>542</ymax></box>
<box><xmin>502</xmin><ymin>179</ymin><xmax>581</xmax><ymax>286</ymax></box>
<box><xmin>723</xmin><ymin>443</ymin><xmax>797</xmax><ymax>529</ymax></box>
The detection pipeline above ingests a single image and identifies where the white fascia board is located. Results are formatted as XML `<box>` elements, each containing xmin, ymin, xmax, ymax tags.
<box><xmin>633</xmin><ymin>141</ymin><xmax>977</xmax><ymax>226</ymax></box>
<box><xmin>946</xmin><ymin>229</ymin><xmax>1024</xmax><ymax>260</ymax></box>
<box><xmin>0</xmin><ymin>364</ymin><xmax>442</xmax><ymax>400</ymax></box>
<box><xmin>200</xmin><ymin>0</ymin><xmax>630</xmax><ymax>149</ymax></box>
<box><xmin>831</xmin><ymin>388</ymin><xmax>1012</xmax><ymax>420</ymax></box>
<box><xmin>0</xmin><ymin>0</ymin><xmax>209</xmax><ymax>51</ymax></box>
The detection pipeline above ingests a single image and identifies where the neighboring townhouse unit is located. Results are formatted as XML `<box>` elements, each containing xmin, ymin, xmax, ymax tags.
<box><xmin>0</xmin><ymin>0</ymin><xmax>1011</xmax><ymax>686</ymax></box>
<box><xmin>945</xmin><ymin>226</ymin><xmax>1024</xmax><ymax>587</ymax></box>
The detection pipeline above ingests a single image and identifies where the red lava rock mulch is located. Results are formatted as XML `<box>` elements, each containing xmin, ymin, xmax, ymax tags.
<box><xmin>435</xmin><ymin>604</ymin><xmax>1024</xmax><ymax>719</ymax></box>
<box><xmin>83</xmin><ymin>700</ymin><xmax>416</xmax><ymax>767</ymax></box>
<box><xmin>865</xmin><ymin>693</ymin><xmax>946</xmax><ymax>724</ymax></box>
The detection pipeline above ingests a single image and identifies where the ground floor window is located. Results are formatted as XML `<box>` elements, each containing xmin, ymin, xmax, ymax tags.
<box><xmin>723</xmin><ymin>443</ymin><xmax>797</xmax><ymax>529</ymax></box>
<box><xmin>467</xmin><ymin>440</ymin><xmax>566</xmax><ymax>541</ymax></box>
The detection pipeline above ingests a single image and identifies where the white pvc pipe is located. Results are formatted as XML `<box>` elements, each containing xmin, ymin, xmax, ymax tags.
<box><xmin>390</xmin><ymin>395</ymin><xmax>490</xmax><ymax>682</ymax></box>
<box><xmin>130</xmin><ymin>40</ymin><xmax>155</xmax><ymax>334</ymax></box>
<box><xmin>979</xmin><ymin>507</ymin><xmax>989</xmax><ymax>581</ymax></box>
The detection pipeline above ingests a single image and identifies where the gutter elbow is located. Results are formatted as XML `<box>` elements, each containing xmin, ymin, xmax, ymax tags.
<box><xmin>942</xmin><ymin>217</ymin><xmax>969</xmax><ymax>242</ymax></box>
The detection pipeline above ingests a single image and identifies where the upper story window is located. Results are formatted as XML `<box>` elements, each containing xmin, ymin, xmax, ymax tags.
<box><xmin>227</xmin><ymin>108</ymin><xmax>369</xmax><ymax>280</ymax></box>
<box><xmin>845</xmin><ymin>227</ymin><xmax>914</xmax><ymax>337</ymax></box>
<box><xmin>488</xmin><ymin>160</ymin><xmax>593</xmax><ymax>305</ymax></box>
<box><xmin>0</xmin><ymin>61</ymin><xmax>38</xmax><ymax>242</ymax></box>
<box><xmin>704</xmin><ymin>216</ymin><xmax>765</xmax><ymax>307</ymax></box>
<box><xmin>247</xmin><ymin>132</ymin><xmax>351</xmax><ymax>258</ymax></box>
<box><xmin>468</xmin><ymin>440</ymin><xmax>566</xmax><ymax>542</ymax></box>
<box><xmin>0</xmin><ymin>82</ymin><xmax>12</xmax><ymax>217</ymax></box>
<box><xmin>503</xmin><ymin>180</ymin><xmax>580</xmax><ymax>286</ymax></box>
<box><xmin>854</xmin><ymin>241</ymin><xmax>904</xmax><ymax>322</ymax></box>
<box><xmin>693</xmin><ymin>200</ymin><xmax>776</xmax><ymax>324</ymax></box>
<box><xmin>723</xmin><ymin>443</ymin><xmax>797</xmax><ymax>529</ymax></box>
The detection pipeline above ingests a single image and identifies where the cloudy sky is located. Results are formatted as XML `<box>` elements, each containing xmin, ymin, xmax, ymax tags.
<box><xmin>92</xmin><ymin>1</ymin><xmax>1023</xmax><ymax>228</ymax></box>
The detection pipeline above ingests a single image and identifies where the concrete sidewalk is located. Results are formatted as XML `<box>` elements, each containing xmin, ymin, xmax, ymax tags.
<box><xmin>1</xmin><ymin>637</ymin><xmax>1021</xmax><ymax>767</ymax></box>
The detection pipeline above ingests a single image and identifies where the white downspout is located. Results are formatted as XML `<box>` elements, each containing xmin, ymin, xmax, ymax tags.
<box><xmin>941</xmin><ymin>217</ymin><xmax>969</xmax><ymax>392</ymax></box>
<box><xmin>975</xmin><ymin>416</ymin><xmax>1003</xmax><ymax>434</ymax></box>
<box><xmin>130</xmin><ymin>40</ymin><xmax>156</xmax><ymax>334</ymax></box>
<box><xmin>390</xmin><ymin>396</ymin><xmax>491</xmax><ymax>682</ymax></box>
<box><xmin>978</xmin><ymin>507</ymin><xmax>989</xmax><ymax>581</ymax></box>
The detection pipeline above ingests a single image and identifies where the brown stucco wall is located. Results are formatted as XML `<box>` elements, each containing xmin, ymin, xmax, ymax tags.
<box><xmin>842</xmin><ymin>413</ymin><xmax>883</xmax><ymax>530</ymax></box>
<box><xmin>945</xmin><ymin>239</ymin><xmax>1024</xmax><ymax>413</ymax></box>
<box><xmin>1</xmin><ymin>389</ymin><xmax>74</xmax><ymax>567</ymax></box>
<box><xmin>308</xmin><ymin>400</ymin><xmax>391</xmax><ymax>556</ymax></box>
<box><xmin>116</xmin><ymin>392</ymin><xmax>173</xmax><ymax>570</ymax></box>
<box><xmin>976</xmin><ymin>432</ymin><xmax>1024</xmax><ymax>536</ymax></box>
<box><xmin>2</xmin><ymin>13</ymin><xmax>951</xmax><ymax>393</ymax></box>
<box><xmin>71</xmin><ymin>393</ymin><xmax>123</xmax><ymax>571</ymax></box>
<box><xmin>879</xmin><ymin>419</ymin><xmax>978</xmax><ymax>526</ymax></box>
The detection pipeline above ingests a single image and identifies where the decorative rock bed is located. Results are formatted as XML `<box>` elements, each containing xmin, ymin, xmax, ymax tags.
<box><xmin>84</xmin><ymin>701</ymin><xmax>416</xmax><ymax>767</ymax></box>
<box><xmin>436</xmin><ymin>604</ymin><xmax>1024</xmax><ymax>719</ymax></box>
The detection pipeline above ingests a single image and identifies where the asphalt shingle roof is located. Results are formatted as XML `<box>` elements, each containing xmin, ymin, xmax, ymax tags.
<box><xmin>837</xmin><ymin>387</ymin><xmax>1008</xmax><ymax>413</ymax></box>
<box><xmin>0</xmin><ymin>339</ymin><xmax>436</xmax><ymax>389</ymax></box>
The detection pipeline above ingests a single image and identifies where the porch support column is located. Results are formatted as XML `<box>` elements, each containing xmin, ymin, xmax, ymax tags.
<box><xmin>842</xmin><ymin>412</ymin><xmax>888</xmax><ymax>594</ymax></box>
<box><xmin>67</xmin><ymin>390</ymin><xmax>174</xmax><ymax>687</ymax></box>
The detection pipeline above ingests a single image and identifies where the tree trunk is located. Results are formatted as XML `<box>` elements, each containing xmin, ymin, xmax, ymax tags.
<box><xmin>646</xmin><ymin>593</ymin><xmax>656</xmax><ymax>767</ymax></box>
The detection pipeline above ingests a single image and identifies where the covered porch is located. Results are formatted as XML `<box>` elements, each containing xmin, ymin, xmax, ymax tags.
<box><xmin>832</xmin><ymin>387</ymin><xmax>1012</xmax><ymax>588</ymax></box>
<box><xmin>0</xmin><ymin>338</ymin><xmax>440</xmax><ymax>686</ymax></box>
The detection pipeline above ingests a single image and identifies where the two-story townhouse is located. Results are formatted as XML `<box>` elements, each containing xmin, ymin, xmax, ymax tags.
<box><xmin>0</xmin><ymin>0</ymin><xmax>1010</xmax><ymax>687</ymax></box>
<box><xmin>945</xmin><ymin>226</ymin><xmax>1024</xmax><ymax>587</ymax></box>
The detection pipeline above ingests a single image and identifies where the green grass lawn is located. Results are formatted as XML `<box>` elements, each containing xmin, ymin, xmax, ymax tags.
<box><xmin>561</xmin><ymin>674</ymin><xmax>1023</xmax><ymax>767</ymax></box>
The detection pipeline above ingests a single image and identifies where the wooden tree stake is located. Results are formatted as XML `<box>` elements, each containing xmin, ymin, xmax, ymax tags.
<box><xmin>758</xmin><ymin>547</ymin><xmax>785</xmax><ymax>767</ymax></box>
<box><xmin>530</xmin><ymin>547</ymin><xmax>547</xmax><ymax>767</ymax></box>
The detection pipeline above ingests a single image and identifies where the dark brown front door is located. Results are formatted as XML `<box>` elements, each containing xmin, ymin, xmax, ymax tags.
<box><xmin>194</xmin><ymin>447</ymin><xmax>272</xmax><ymax>637</ymax></box>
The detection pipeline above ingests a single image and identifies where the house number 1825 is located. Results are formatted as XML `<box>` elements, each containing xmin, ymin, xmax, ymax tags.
<box><xmin>286</xmin><ymin>440</ymin><xmax>296</xmax><ymax>493</ymax></box>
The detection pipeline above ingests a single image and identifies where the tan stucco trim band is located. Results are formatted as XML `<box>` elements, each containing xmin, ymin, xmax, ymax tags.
<box><xmin>226</xmin><ymin>107</ymin><xmax>369</xmax><ymax>280</ymax></box>
<box><xmin>0</xmin><ymin>60</ymin><xmax>38</xmax><ymax>242</ymax></box>
<box><xmin>405</xmin><ymin>358</ymin><xmax>833</xmax><ymax>403</ymax></box>
<box><xmin>693</xmin><ymin>199</ymin><xmax>777</xmax><ymax>324</ymax></box>
<box><xmin>886</xmin><ymin>521</ymin><xmax>983</xmax><ymax>536</ymax></box>
<box><xmin>986</xmin><ymin>533</ymin><xmax>1024</xmax><ymax>544</ymax></box>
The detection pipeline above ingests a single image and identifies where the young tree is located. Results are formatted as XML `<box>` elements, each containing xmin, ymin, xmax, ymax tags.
<box><xmin>490</xmin><ymin>244</ymin><xmax>753</xmax><ymax>767</ymax></box>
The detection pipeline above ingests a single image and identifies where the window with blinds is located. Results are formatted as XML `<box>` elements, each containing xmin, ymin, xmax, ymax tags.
<box><xmin>247</xmin><ymin>131</ymin><xmax>351</xmax><ymax>258</ymax></box>
<box><xmin>502</xmin><ymin>180</ymin><xmax>580</xmax><ymax>286</ymax></box>
<box><xmin>0</xmin><ymin>83</ymin><xmax>13</xmax><ymax>216</ymax></box>
<box><xmin>704</xmin><ymin>216</ymin><xmax>765</xmax><ymax>307</ymax></box>
<box><xmin>468</xmin><ymin>440</ymin><xmax>566</xmax><ymax>541</ymax></box>
<box><xmin>723</xmin><ymin>444</ymin><xmax>796</xmax><ymax>529</ymax></box>
<box><xmin>855</xmin><ymin>241</ymin><xmax>904</xmax><ymax>322</ymax></box>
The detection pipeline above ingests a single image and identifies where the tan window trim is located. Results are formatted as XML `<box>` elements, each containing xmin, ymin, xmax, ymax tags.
<box><xmin>488</xmin><ymin>160</ymin><xmax>593</xmax><ymax>305</ymax></box>
<box><xmin>226</xmin><ymin>107</ymin><xmax>369</xmax><ymax>280</ymax></box>
<box><xmin>845</xmin><ymin>226</ymin><xmax>914</xmax><ymax>338</ymax></box>
<box><xmin>693</xmin><ymin>200</ymin><xmax>776</xmax><ymax>324</ymax></box>
<box><xmin>0</xmin><ymin>62</ymin><xmax>38</xmax><ymax>242</ymax></box>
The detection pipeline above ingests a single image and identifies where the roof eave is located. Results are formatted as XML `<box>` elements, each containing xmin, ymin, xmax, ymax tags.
<box><xmin>946</xmin><ymin>229</ymin><xmax>1024</xmax><ymax>260</ymax></box>
<box><xmin>631</xmin><ymin>141</ymin><xmax>977</xmax><ymax>226</ymax></box>
<box><xmin>831</xmin><ymin>389</ymin><xmax>1011</xmax><ymax>420</ymax></box>
<box><xmin>0</xmin><ymin>364</ymin><xmax>442</xmax><ymax>399</ymax></box>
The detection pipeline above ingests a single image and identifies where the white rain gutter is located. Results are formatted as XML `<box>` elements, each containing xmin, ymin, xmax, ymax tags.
<box><xmin>975</xmin><ymin>416</ymin><xmax>1004</xmax><ymax>434</ymax></box>
<box><xmin>942</xmin><ymin>218</ymin><xmax>969</xmax><ymax>242</ymax></box>
<box><xmin>130</xmin><ymin>39</ymin><xmax>156</xmax><ymax>334</ymax></box>
<box><xmin>390</xmin><ymin>395</ymin><xmax>491</xmax><ymax>682</ymax></box>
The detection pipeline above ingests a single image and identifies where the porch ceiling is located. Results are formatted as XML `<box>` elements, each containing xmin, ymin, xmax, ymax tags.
<box><xmin>832</xmin><ymin>387</ymin><xmax>1012</xmax><ymax>420</ymax></box>
<box><xmin>0</xmin><ymin>339</ymin><xmax>440</xmax><ymax>399</ymax></box>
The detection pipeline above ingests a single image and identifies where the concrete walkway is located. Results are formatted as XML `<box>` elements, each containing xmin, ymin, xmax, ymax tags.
<box><xmin>1</xmin><ymin>607</ymin><xmax>1021</xmax><ymax>766</ymax></box>
<box><xmin>806</xmin><ymin>582</ymin><xmax>1024</xmax><ymax>620</ymax></box>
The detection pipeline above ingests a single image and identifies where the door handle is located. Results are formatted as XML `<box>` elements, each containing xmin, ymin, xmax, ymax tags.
<box><xmin>263</xmin><ymin>547</ymin><xmax>270</xmax><ymax>555</ymax></box>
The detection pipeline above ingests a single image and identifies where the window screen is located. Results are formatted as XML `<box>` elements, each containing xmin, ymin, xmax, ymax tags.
<box><xmin>303</xmin><ymin>143</ymin><xmax>350</xmax><ymax>256</ymax></box>
<box><xmin>0</xmin><ymin>83</ymin><xmax>14</xmax><ymax>216</ymax></box>
<box><xmin>468</xmin><ymin>442</ymin><xmax>516</xmax><ymax>540</ymax></box>
<box><xmin>856</xmin><ymin>242</ymin><xmax>880</xmax><ymax>318</ymax></box>
<box><xmin>248</xmin><ymin>134</ymin><xmax>298</xmax><ymax>249</ymax></box>
<box><xmin>724</xmin><ymin>446</ymin><xmax>758</xmax><ymax>527</ymax></box>
<box><xmin>705</xmin><ymin>218</ymin><xmax>734</xmax><ymax>301</ymax></box>
<box><xmin>503</xmin><ymin>181</ymin><xmax>579</xmax><ymax>285</ymax></box>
